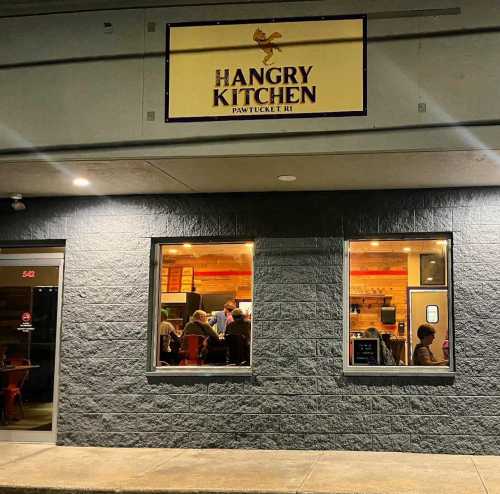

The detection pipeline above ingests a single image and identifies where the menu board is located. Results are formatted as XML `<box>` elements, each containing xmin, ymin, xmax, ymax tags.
<box><xmin>352</xmin><ymin>338</ymin><xmax>380</xmax><ymax>365</ymax></box>
<box><xmin>165</xmin><ymin>266</ymin><xmax>194</xmax><ymax>293</ymax></box>
<box><xmin>180</xmin><ymin>267</ymin><xmax>194</xmax><ymax>292</ymax></box>
<box><xmin>167</xmin><ymin>266</ymin><xmax>183</xmax><ymax>292</ymax></box>
<box><xmin>161</xmin><ymin>267</ymin><xmax>169</xmax><ymax>293</ymax></box>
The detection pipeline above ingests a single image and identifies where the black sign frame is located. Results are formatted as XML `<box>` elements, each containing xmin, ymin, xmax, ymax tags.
<box><xmin>165</xmin><ymin>14</ymin><xmax>367</xmax><ymax>123</ymax></box>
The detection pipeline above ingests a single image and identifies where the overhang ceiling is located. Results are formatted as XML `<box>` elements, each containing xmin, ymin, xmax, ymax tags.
<box><xmin>0</xmin><ymin>149</ymin><xmax>499</xmax><ymax>198</ymax></box>
<box><xmin>0</xmin><ymin>0</ymin><xmax>262</xmax><ymax>17</ymax></box>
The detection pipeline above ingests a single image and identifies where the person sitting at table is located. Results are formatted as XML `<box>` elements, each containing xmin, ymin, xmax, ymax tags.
<box><xmin>159</xmin><ymin>321</ymin><xmax>182</xmax><ymax>365</ymax></box>
<box><xmin>225</xmin><ymin>309</ymin><xmax>251</xmax><ymax>339</ymax></box>
<box><xmin>183</xmin><ymin>310</ymin><xmax>225</xmax><ymax>364</ymax></box>
<box><xmin>413</xmin><ymin>324</ymin><xmax>449</xmax><ymax>366</ymax></box>
<box><xmin>225</xmin><ymin>308</ymin><xmax>251</xmax><ymax>364</ymax></box>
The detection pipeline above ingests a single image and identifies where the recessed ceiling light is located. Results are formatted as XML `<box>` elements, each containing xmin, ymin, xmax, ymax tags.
<box><xmin>168</xmin><ymin>249</ymin><xmax>178</xmax><ymax>254</ymax></box>
<box><xmin>430</xmin><ymin>260</ymin><xmax>436</xmax><ymax>264</ymax></box>
<box><xmin>427</xmin><ymin>277</ymin><xmax>433</xmax><ymax>281</ymax></box>
<box><xmin>277</xmin><ymin>175</ymin><xmax>297</xmax><ymax>182</ymax></box>
<box><xmin>370</xmin><ymin>241</ymin><xmax>380</xmax><ymax>247</ymax></box>
<box><xmin>73</xmin><ymin>177</ymin><xmax>90</xmax><ymax>187</ymax></box>
<box><xmin>403</xmin><ymin>247</ymin><xmax>411</xmax><ymax>252</ymax></box>
<box><xmin>10</xmin><ymin>193</ymin><xmax>26</xmax><ymax>211</ymax></box>
<box><xmin>183</xmin><ymin>243</ymin><xmax>192</xmax><ymax>248</ymax></box>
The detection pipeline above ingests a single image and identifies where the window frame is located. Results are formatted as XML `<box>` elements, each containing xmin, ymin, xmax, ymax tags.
<box><xmin>148</xmin><ymin>237</ymin><xmax>254</xmax><ymax>376</ymax></box>
<box><xmin>343</xmin><ymin>234</ymin><xmax>455</xmax><ymax>377</ymax></box>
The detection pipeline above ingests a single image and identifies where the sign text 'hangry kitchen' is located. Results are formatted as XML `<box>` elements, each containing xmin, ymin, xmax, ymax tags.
<box><xmin>213</xmin><ymin>65</ymin><xmax>316</xmax><ymax>111</ymax></box>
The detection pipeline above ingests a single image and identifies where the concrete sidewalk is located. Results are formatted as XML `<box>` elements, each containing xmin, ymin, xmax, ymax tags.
<box><xmin>0</xmin><ymin>443</ymin><xmax>499</xmax><ymax>494</ymax></box>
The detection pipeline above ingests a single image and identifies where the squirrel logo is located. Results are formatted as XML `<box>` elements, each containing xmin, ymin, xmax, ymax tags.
<box><xmin>253</xmin><ymin>28</ymin><xmax>282</xmax><ymax>65</ymax></box>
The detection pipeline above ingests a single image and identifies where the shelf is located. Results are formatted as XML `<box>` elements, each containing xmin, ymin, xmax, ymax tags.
<box><xmin>350</xmin><ymin>294</ymin><xmax>392</xmax><ymax>299</ymax></box>
<box><xmin>350</xmin><ymin>294</ymin><xmax>392</xmax><ymax>305</ymax></box>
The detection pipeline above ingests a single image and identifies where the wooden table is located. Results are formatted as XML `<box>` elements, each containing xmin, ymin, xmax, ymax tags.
<box><xmin>0</xmin><ymin>365</ymin><xmax>40</xmax><ymax>373</ymax></box>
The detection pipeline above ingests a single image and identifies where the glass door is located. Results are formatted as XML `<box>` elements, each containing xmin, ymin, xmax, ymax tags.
<box><xmin>0</xmin><ymin>253</ymin><xmax>63</xmax><ymax>443</ymax></box>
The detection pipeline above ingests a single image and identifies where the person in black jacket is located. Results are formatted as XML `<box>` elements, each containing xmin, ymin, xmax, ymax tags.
<box><xmin>225</xmin><ymin>308</ymin><xmax>251</xmax><ymax>364</ymax></box>
<box><xmin>225</xmin><ymin>308</ymin><xmax>251</xmax><ymax>339</ymax></box>
<box><xmin>182</xmin><ymin>310</ymin><xmax>225</xmax><ymax>364</ymax></box>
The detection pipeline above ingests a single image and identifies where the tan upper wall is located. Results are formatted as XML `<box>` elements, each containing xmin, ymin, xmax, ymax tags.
<box><xmin>1</xmin><ymin>0</ymin><xmax>499</xmax><ymax>159</ymax></box>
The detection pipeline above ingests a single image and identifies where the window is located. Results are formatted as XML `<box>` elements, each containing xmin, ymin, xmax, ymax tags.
<box><xmin>152</xmin><ymin>241</ymin><xmax>253</xmax><ymax>372</ymax></box>
<box><xmin>344</xmin><ymin>237</ymin><xmax>453</xmax><ymax>375</ymax></box>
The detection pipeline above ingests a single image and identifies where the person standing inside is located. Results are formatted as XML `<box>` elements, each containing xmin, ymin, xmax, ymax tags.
<box><xmin>208</xmin><ymin>300</ymin><xmax>235</xmax><ymax>335</ymax></box>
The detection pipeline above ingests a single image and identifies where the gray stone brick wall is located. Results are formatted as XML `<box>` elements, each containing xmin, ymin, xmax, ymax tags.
<box><xmin>0</xmin><ymin>188</ymin><xmax>499</xmax><ymax>454</ymax></box>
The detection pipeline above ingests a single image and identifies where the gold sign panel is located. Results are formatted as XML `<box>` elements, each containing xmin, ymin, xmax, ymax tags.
<box><xmin>165</xmin><ymin>15</ymin><xmax>366</xmax><ymax>122</ymax></box>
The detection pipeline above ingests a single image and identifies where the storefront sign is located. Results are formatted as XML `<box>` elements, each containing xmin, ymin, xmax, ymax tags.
<box><xmin>17</xmin><ymin>311</ymin><xmax>34</xmax><ymax>332</ymax></box>
<box><xmin>165</xmin><ymin>15</ymin><xmax>366</xmax><ymax>121</ymax></box>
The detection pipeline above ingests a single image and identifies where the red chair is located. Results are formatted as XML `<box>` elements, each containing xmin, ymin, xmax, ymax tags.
<box><xmin>0</xmin><ymin>390</ymin><xmax>6</xmax><ymax>425</ymax></box>
<box><xmin>3</xmin><ymin>358</ymin><xmax>30</xmax><ymax>420</ymax></box>
<box><xmin>179</xmin><ymin>335</ymin><xmax>206</xmax><ymax>366</ymax></box>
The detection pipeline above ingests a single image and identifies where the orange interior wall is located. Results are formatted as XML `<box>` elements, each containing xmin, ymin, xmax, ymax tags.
<box><xmin>162</xmin><ymin>256</ymin><xmax>252</xmax><ymax>299</ymax></box>
<box><xmin>349</xmin><ymin>252</ymin><xmax>408</xmax><ymax>333</ymax></box>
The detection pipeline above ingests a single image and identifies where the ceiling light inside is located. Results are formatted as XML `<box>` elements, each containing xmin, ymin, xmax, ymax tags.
<box><xmin>183</xmin><ymin>243</ymin><xmax>192</xmax><ymax>248</ymax></box>
<box><xmin>277</xmin><ymin>175</ymin><xmax>297</xmax><ymax>182</ymax></box>
<box><xmin>73</xmin><ymin>177</ymin><xmax>90</xmax><ymax>187</ymax></box>
<box><xmin>370</xmin><ymin>241</ymin><xmax>380</xmax><ymax>247</ymax></box>
<box><xmin>168</xmin><ymin>249</ymin><xmax>178</xmax><ymax>254</ymax></box>
<box><xmin>10</xmin><ymin>194</ymin><xmax>26</xmax><ymax>211</ymax></box>
<box><xmin>403</xmin><ymin>247</ymin><xmax>411</xmax><ymax>252</ymax></box>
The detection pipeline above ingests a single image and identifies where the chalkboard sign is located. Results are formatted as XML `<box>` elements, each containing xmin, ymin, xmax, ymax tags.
<box><xmin>352</xmin><ymin>338</ymin><xmax>380</xmax><ymax>365</ymax></box>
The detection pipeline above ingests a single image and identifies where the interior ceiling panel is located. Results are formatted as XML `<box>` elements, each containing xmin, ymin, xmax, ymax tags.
<box><xmin>1</xmin><ymin>150</ymin><xmax>499</xmax><ymax>198</ymax></box>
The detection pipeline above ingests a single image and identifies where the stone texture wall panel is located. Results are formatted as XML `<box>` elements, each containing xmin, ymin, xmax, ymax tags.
<box><xmin>372</xmin><ymin>396</ymin><xmax>410</xmax><ymax>415</ymax></box>
<box><xmin>1</xmin><ymin>188</ymin><xmax>499</xmax><ymax>454</ymax></box>
<box><xmin>252</xmin><ymin>355</ymin><xmax>299</xmax><ymax>376</ymax></box>
<box><xmin>317</xmin><ymin>396</ymin><xmax>372</xmax><ymax>414</ymax></box>
<box><xmin>373</xmin><ymin>434</ymin><xmax>411</xmax><ymax>452</ymax></box>
<box><xmin>254</xmin><ymin>284</ymin><xmax>317</xmax><ymax>302</ymax></box>
<box><xmin>279</xmin><ymin>339</ymin><xmax>317</xmax><ymax>357</ymax></box>
<box><xmin>62</xmin><ymin>322</ymin><xmax>148</xmax><ymax>341</ymax></box>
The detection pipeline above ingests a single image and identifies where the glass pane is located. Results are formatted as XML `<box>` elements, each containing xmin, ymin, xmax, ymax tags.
<box><xmin>0</xmin><ymin>265</ymin><xmax>59</xmax><ymax>430</ymax></box>
<box><xmin>157</xmin><ymin>243</ymin><xmax>253</xmax><ymax>367</ymax></box>
<box><xmin>348</xmin><ymin>239</ymin><xmax>449</xmax><ymax>367</ymax></box>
